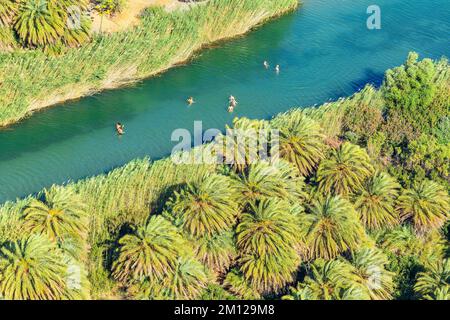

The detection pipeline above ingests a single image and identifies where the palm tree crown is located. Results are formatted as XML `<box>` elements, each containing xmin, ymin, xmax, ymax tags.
<box><xmin>397</xmin><ymin>180</ymin><xmax>450</xmax><ymax>233</ymax></box>
<box><xmin>317</xmin><ymin>142</ymin><xmax>374</xmax><ymax>196</ymax></box>
<box><xmin>354</xmin><ymin>172</ymin><xmax>400</xmax><ymax>230</ymax></box>
<box><xmin>303</xmin><ymin>196</ymin><xmax>365</xmax><ymax>260</ymax></box>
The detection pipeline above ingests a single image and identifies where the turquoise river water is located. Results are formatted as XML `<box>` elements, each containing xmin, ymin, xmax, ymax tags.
<box><xmin>0</xmin><ymin>0</ymin><xmax>449</xmax><ymax>203</ymax></box>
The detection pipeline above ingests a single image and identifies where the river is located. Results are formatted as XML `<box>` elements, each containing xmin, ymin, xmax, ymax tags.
<box><xmin>0</xmin><ymin>0</ymin><xmax>449</xmax><ymax>203</ymax></box>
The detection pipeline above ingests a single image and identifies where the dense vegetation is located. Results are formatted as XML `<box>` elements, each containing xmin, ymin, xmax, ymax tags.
<box><xmin>0</xmin><ymin>53</ymin><xmax>448</xmax><ymax>300</ymax></box>
<box><xmin>0</xmin><ymin>0</ymin><xmax>299</xmax><ymax>126</ymax></box>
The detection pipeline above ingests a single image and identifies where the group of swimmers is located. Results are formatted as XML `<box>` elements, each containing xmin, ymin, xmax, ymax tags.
<box><xmin>116</xmin><ymin>61</ymin><xmax>281</xmax><ymax>134</ymax></box>
<box><xmin>264</xmin><ymin>60</ymin><xmax>280</xmax><ymax>73</ymax></box>
<box><xmin>186</xmin><ymin>61</ymin><xmax>279</xmax><ymax>113</ymax></box>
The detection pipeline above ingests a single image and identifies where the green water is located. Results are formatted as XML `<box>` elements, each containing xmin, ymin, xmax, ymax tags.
<box><xmin>0</xmin><ymin>0</ymin><xmax>449</xmax><ymax>203</ymax></box>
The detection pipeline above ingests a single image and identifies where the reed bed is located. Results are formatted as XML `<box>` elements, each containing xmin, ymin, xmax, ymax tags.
<box><xmin>0</xmin><ymin>0</ymin><xmax>299</xmax><ymax>126</ymax></box>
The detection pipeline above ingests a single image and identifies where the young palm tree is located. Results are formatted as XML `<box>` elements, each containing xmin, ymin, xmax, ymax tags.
<box><xmin>165</xmin><ymin>175</ymin><xmax>239</xmax><ymax>237</ymax></box>
<box><xmin>223</xmin><ymin>268</ymin><xmax>261</xmax><ymax>300</ymax></box>
<box><xmin>354</xmin><ymin>172</ymin><xmax>400</xmax><ymax>230</ymax></box>
<box><xmin>192</xmin><ymin>231</ymin><xmax>236</xmax><ymax>275</ymax></box>
<box><xmin>233</xmin><ymin>160</ymin><xmax>305</xmax><ymax>206</ymax></box>
<box><xmin>397</xmin><ymin>180</ymin><xmax>450</xmax><ymax>233</ymax></box>
<box><xmin>317</xmin><ymin>142</ymin><xmax>374</xmax><ymax>196</ymax></box>
<box><xmin>23</xmin><ymin>186</ymin><xmax>87</xmax><ymax>244</ymax></box>
<box><xmin>271</xmin><ymin>112</ymin><xmax>325</xmax><ymax>176</ymax></box>
<box><xmin>350</xmin><ymin>247</ymin><xmax>395</xmax><ymax>300</ymax></box>
<box><xmin>0</xmin><ymin>235</ymin><xmax>80</xmax><ymax>300</ymax></box>
<box><xmin>160</xmin><ymin>256</ymin><xmax>208</xmax><ymax>300</ymax></box>
<box><xmin>285</xmin><ymin>259</ymin><xmax>368</xmax><ymax>300</ymax></box>
<box><xmin>112</xmin><ymin>216</ymin><xmax>187</xmax><ymax>284</ymax></box>
<box><xmin>304</xmin><ymin>196</ymin><xmax>365</xmax><ymax>260</ymax></box>
<box><xmin>0</xmin><ymin>0</ymin><xmax>17</xmax><ymax>26</ymax></box>
<box><xmin>236</xmin><ymin>200</ymin><xmax>302</xmax><ymax>294</ymax></box>
<box><xmin>414</xmin><ymin>259</ymin><xmax>450</xmax><ymax>300</ymax></box>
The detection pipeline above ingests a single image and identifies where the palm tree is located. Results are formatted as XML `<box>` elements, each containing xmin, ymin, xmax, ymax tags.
<box><xmin>350</xmin><ymin>247</ymin><xmax>395</xmax><ymax>300</ymax></box>
<box><xmin>354</xmin><ymin>172</ymin><xmax>400</xmax><ymax>230</ymax></box>
<box><xmin>0</xmin><ymin>0</ymin><xmax>17</xmax><ymax>26</ymax></box>
<box><xmin>415</xmin><ymin>259</ymin><xmax>450</xmax><ymax>300</ymax></box>
<box><xmin>223</xmin><ymin>268</ymin><xmax>261</xmax><ymax>299</ymax></box>
<box><xmin>214</xmin><ymin>117</ymin><xmax>270</xmax><ymax>173</ymax></box>
<box><xmin>0</xmin><ymin>235</ymin><xmax>82</xmax><ymax>300</ymax></box>
<box><xmin>15</xmin><ymin>0</ymin><xmax>65</xmax><ymax>47</ymax></box>
<box><xmin>112</xmin><ymin>216</ymin><xmax>187</xmax><ymax>284</ymax></box>
<box><xmin>236</xmin><ymin>200</ymin><xmax>302</xmax><ymax>294</ymax></box>
<box><xmin>397</xmin><ymin>180</ymin><xmax>450</xmax><ymax>233</ymax></box>
<box><xmin>193</xmin><ymin>231</ymin><xmax>236</xmax><ymax>275</ymax></box>
<box><xmin>23</xmin><ymin>186</ymin><xmax>87</xmax><ymax>246</ymax></box>
<box><xmin>317</xmin><ymin>142</ymin><xmax>374</xmax><ymax>196</ymax></box>
<box><xmin>233</xmin><ymin>160</ymin><xmax>305</xmax><ymax>206</ymax></box>
<box><xmin>160</xmin><ymin>256</ymin><xmax>208</xmax><ymax>300</ymax></box>
<box><xmin>236</xmin><ymin>200</ymin><xmax>302</xmax><ymax>256</ymax></box>
<box><xmin>271</xmin><ymin>112</ymin><xmax>325</xmax><ymax>176</ymax></box>
<box><xmin>303</xmin><ymin>196</ymin><xmax>365</xmax><ymax>260</ymax></box>
<box><xmin>284</xmin><ymin>259</ymin><xmax>367</xmax><ymax>300</ymax></box>
<box><xmin>165</xmin><ymin>175</ymin><xmax>239</xmax><ymax>237</ymax></box>
<box><xmin>14</xmin><ymin>0</ymin><xmax>90</xmax><ymax>48</ymax></box>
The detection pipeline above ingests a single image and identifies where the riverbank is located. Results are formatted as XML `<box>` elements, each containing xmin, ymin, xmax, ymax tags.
<box><xmin>0</xmin><ymin>0</ymin><xmax>299</xmax><ymax>127</ymax></box>
<box><xmin>1</xmin><ymin>54</ymin><xmax>448</xmax><ymax>299</ymax></box>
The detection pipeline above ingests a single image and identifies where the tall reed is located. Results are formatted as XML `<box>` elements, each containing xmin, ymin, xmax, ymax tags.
<box><xmin>0</xmin><ymin>0</ymin><xmax>299</xmax><ymax>126</ymax></box>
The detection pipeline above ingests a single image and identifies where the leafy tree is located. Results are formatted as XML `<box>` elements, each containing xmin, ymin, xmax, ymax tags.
<box><xmin>354</xmin><ymin>172</ymin><xmax>400</xmax><ymax>230</ymax></box>
<box><xmin>397</xmin><ymin>180</ymin><xmax>450</xmax><ymax>233</ymax></box>
<box><xmin>165</xmin><ymin>175</ymin><xmax>239</xmax><ymax>237</ymax></box>
<box><xmin>303</xmin><ymin>196</ymin><xmax>365</xmax><ymax>260</ymax></box>
<box><xmin>112</xmin><ymin>216</ymin><xmax>187</xmax><ymax>284</ymax></box>
<box><xmin>271</xmin><ymin>112</ymin><xmax>325</xmax><ymax>176</ymax></box>
<box><xmin>317</xmin><ymin>142</ymin><xmax>374</xmax><ymax>196</ymax></box>
<box><xmin>0</xmin><ymin>235</ymin><xmax>85</xmax><ymax>299</ymax></box>
<box><xmin>382</xmin><ymin>52</ymin><xmax>447</xmax><ymax>140</ymax></box>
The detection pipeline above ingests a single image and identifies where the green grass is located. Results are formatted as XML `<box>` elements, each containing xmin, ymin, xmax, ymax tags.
<box><xmin>0</xmin><ymin>0</ymin><xmax>299</xmax><ymax>127</ymax></box>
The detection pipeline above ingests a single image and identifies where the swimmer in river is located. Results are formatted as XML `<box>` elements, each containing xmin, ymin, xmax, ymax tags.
<box><xmin>275</xmin><ymin>64</ymin><xmax>280</xmax><ymax>73</ymax></box>
<box><xmin>187</xmin><ymin>97</ymin><xmax>195</xmax><ymax>106</ymax></box>
<box><xmin>228</xmin><ymin>104</ymin><xmax>234</xmax><ymax>113</ymax></box>
<box><xmin>263</xmin><ymin>61</ymin><xmax>269</xmax><ymax>69</ymax></box>
<box><xmin>229</xmin><ymin>95</ymin><xmax>238</xmax><ymax>106</ymax></box>
<box><xmin>116</xmin><ymin>122</ymin><xmax>124</xmax><ymax>135</ymax></box>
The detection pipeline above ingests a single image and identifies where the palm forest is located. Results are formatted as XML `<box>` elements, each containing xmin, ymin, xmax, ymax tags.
<box><xmin>0</xmin><ymin>52</ymin><xmax>448</xmax><ymax>300</ymax></box>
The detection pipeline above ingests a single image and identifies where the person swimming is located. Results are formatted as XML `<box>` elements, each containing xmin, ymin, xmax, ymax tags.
<box><xmin>228</xmin><ymin>104</ymin><xmax>234</xmax><ymax>113</ymax></box>
<box><xmin>116</xmin><ymin>122</ymin><xmax>124</xmax><ymax>135</ymax></box>
<box><xmin>229</xmin><ymin>95</ymin><xmax>238</xmax><ymax>106</ymax></box>
<box><xmin>275</xmin><ymin>64</ymin><xmax>280</xmax><ymax>73</ymax></box>
<box><xmin>263</xmin><ymin>61</ymin><xmax>269</xmax><ymax>69</ymax></box>
<box><xmin>187</xmin><ymin>97</ymin><xmax>195</xmax><ymax>105</ymax></box>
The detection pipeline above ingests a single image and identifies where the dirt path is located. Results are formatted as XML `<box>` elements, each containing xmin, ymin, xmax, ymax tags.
<box><xmin>91</xmin><ymin>0</ymin><xmax>184</xmax><ymax>34</ymax></box>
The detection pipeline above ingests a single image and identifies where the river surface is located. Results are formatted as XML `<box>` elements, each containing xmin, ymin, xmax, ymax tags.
<box><xmin>0</xmin><ymin>0</ymin><xmax>449</xmax><ymax>203</ymax></box>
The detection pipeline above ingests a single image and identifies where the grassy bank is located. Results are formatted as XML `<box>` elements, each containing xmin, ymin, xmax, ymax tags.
<box><xmin>0</xmin><ymin>0</ymin><xmax>299</xmax><ymax>127</ymax></box>
<box><xmin>0</xmin><ymin>54</ymin><xmax>448</xmax><ymax>300</ymax></box>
